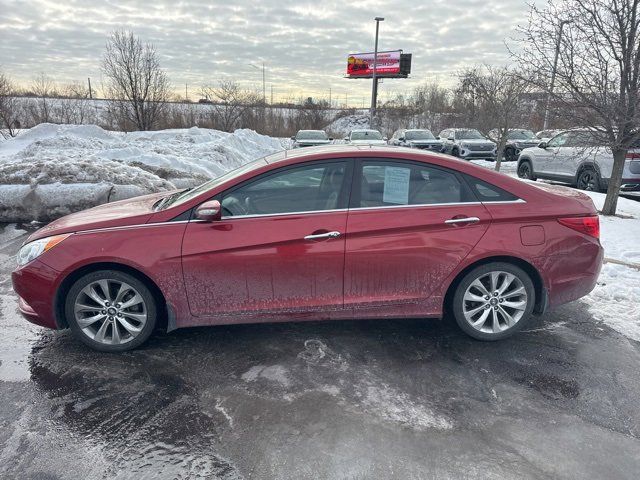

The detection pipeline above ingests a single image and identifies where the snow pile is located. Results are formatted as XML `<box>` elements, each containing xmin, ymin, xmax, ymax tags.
<box><xmin>0</xmin><ymin>124</ymin><xmax>286</xmax><ymax>222</ymax></box>
<box><xmin>574</xmin><ymin>192</ymin><xmax>640</xmax><ymax>342</ymax></box>
<box><xmin>326</xmin><ymin>115</ymin><xmax>370</xmax><ymax>136</ymax></box>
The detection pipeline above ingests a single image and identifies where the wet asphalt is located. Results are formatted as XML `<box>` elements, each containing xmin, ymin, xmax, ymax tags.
<box><xmin>0</xmin><ymin>223</ymin><xmax>639</xmax><ymax>480</ymax></box>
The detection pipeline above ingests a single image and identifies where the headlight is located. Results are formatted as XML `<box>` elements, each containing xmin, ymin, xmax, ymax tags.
<box><xmin>17</xmin><ymin>234</ymin><xmax>71</xmax><ymax>266</ymax></box>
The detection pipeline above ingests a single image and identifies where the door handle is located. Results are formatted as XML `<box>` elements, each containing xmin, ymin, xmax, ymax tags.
<box><xmin>444</xmin><ymin>217</ymin><xmax>480</xmax><ymax>225</ymax></box>
<box><xmin>304</xmin><ymin>231</ymin><xmax>341</xmax><ymax>240</ymax></box>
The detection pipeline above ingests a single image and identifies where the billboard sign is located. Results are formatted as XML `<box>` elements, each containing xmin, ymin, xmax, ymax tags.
<box><xmin>347</xmin><ymin>50</ymin><xmax>402</xmax><ymax>77</ymax></box>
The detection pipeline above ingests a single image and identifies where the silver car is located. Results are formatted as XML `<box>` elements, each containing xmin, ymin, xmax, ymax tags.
<box><xmin>291</xmin><ymin>130</ymin><xmax>332</xmax><ymax>148</ymax></box>
<box><xmin>517</xmin><ymin>130</ymin><xmax>640</xmax><ymax>192</ymax></box>
<box><xmin>389</xmin><ymin>128</ymin><xmax>444</xmax><ymax>152</ymax></box>
<box><xmin>439</xmin><ymin>128</ymin><xmax>497</xmax><ymax>161</ymax></box>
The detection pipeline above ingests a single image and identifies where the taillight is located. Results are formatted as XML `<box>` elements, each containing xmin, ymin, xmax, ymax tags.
<box><xmin>626</xmin><ymin>151</ymin><xmax>640</xmax><ymax>160</ymax></box>
<box><xmin>558</xmin><ymin>216</ymin><xmax>600</xmax><ymax>239</ymax></box>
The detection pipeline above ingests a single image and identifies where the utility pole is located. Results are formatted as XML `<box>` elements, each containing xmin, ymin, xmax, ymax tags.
<box><xmin>543</xmin><ymin>19</ymin><xmax>572</xmax><ymax>130</ymax></box>
<box><xmin>329</xmin><ymin>87</ymin><xmax>332</xmax><ymax>107</ymax></box>
<box><xmin>370</xmin><ymin>17</ymin><xmax>384</xmax><ymax>128</ymax></box>
<box><xmin>185</xmin><ymin>83</ymin><xmax>188</xmax><ymax>102</ymax></box>
<box><xmin>87</xmin><ymin>77</ymin><xmax>93</xmax><ymax>99</ymax></box>
<box><xmin>271</xmin><ymin>84</ymin><xmax>274</xmax><ymax>105</ymax></box>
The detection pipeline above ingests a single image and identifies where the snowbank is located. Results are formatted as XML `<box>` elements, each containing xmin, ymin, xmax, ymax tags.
<box><xmin>0</xmin><ymin>124</ymin><xmax>286</xmax><ymax>222</ymax></box>
<box><xmin>326</xmin><ymin>115</ymin><xmax>370</xmax><ymax>136</ymax></box>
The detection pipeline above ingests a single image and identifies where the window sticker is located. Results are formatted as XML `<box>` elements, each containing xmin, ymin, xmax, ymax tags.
<box><xmin>383</xmin><ymin>166</ymin><xmax>410</xmax><ymax>204</ymax></box>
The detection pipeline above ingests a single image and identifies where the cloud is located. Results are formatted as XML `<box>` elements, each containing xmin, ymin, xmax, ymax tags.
<box><xmin>0</xmin><ymin>0</ymin><xmax>528</xmax><ymax>104</ymax></box>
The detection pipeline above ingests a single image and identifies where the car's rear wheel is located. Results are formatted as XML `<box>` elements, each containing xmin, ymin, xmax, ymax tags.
<box><xmin>451</xmin><ymin>147</ymin><xmax>460</xmax><ymax>158</ymax></box>
<box><xmin>65</xmin><ymin>270</ymin><xmax>157</xmax><ymax>352</ymax></box>
<box><xmin>452</xmin><ymin>263</ymin><xmax>535</xmax><ymax>341</ymax></box>
<box><xmin>517</xmin><ymin>160</ymin><xmax>536</xmax><ymax>180</ymax></box>
<box><xmin>576</xmin><ymin>167</ymin><xmax>601</xmax><ymax>192</ymax></box>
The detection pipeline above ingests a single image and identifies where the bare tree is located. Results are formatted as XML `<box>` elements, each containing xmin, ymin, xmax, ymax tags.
<box><xmin>458</xmin><ymin>66</ymin><xmax>533</xmax><ymax>171</ymax></box>
<box><xmin>30</xmin><ymin>73</ymin><xmax>56</xmax><ymax>123</ymax></box>
<box><xmin>200</xmin><ymin>81</ymin><xmax>257</xmax><ymax>132</ymax></box>
<box><xmin>56</xmin><ymin>83</ymin><xmax>93</xmax><ymax>124</ymax></box>
<box><xmin>101</xmin><ymin>30</ymin><xmax>170</xmax><ymax>131</ymax></box>
<box><xmin>516</xmin><ymin>0</ymin><xmax>640</xmax><ymax>215</ymax></box>
<box><xmin>0</xmin><ymin>71</ymin><xmax>20</xmax><ymax>137</ymax></box>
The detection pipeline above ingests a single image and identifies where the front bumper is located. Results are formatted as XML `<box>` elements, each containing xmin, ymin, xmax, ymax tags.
<box><xmin>11</xmin><ymin>259</ymin><xmax>61</xmax><ymax>329</ymax></box>
<box><xmin>461</xmin><ymin>151</ymin><xmax>497</xmax><ymax>160</ymax></box>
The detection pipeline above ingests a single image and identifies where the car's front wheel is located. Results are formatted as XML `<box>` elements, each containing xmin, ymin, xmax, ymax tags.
<box><xmin>65</xmin><ymin>270</ymin><xmax>158</xmax><ymax>352</ymax></box>
<box><xmin>517</xmin><ymin>160</ymin><xmax>536</xmax><ymax>180</ymax></box>
<box><xmin>504</xmin><ymin>147</ymin><xmax>517</xmax><ymax>162</ymax></box>
<box><xmin>452</xmin><ymin>263</ymin><xmax>535</xmax><ymax>341</ymax></box>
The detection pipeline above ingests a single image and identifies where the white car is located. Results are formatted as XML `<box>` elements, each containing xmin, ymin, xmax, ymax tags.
<box><xmin>517</xmin><ymin>130</ymin><xmax>640</xmax><ymax>192</ymax></box>
<box><xmin>389</xmin><ymin>128</ymin><xmax>444</xmax><ymax>152</ymax></box>
<box><xmin>439</xmin><ymin>128</ymin><xmax>497</xmax><ymax>161</ymax></box>
<box><xmin>291</xmin><ymin>130</ymin><xmax>332</xmax><ymax>148</ymax></box>
<box><xmin>345</xmin><ymin>129</ymin><xmax>387</xmax><ymax>146</ymax></box>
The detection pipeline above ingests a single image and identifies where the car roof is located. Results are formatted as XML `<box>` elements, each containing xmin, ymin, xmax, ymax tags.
<box><xmin>351</xmin><ymin>129</ymin><xmax>380</xmax><ymax>133</ymax></box>
<box><xmin>296</xmin><ymin>129</ymin><xmax>325</xmax><ymax>133</ymax></box>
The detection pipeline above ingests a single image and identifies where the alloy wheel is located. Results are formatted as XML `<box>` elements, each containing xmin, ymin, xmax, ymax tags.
<box><xmin>577</xmin><ymin>170</ymin><xmax>597</xmax><ymax>191</ymax></box>
<box><xmin>518</xmin><ymin>162</ymin><xmax>532</xmax><ymax>179</ymax></box>
<box><xmin>74</xmin><ymin>279</ymin><xmax>148</xmax><ymax>345</ymax></box>
<box><xmin>461</xmin><ymin>271</ymin><xmax>528</xmax><ymax>334</ymax></box>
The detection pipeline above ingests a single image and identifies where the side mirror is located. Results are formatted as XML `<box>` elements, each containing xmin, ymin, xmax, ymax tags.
<box><xmin>538</xmin><ymin>142</ymin><xmax>548</xmax><ymax>149</ymax></box>
<box><xmin>399</xmin><ymin>136</ymin><xmax>405</xmax><ymax>141</ymax></box>
<box><xmin>195</xmin><ymin>200</ymin><xmax>222</xmax><ymax>222</ymax></box>
<box><xmin>436</xmin><ymin>136</ymin><xmax>440</xmax><ymax>140</ymax></box>
<box><xmin>448</xmin><ymin>137</ymin><xmax>454</xmax><ymax>141</ymax></box>
<box><xmin>329</xmin><ymin>137</ymin><xmax>334</xmax><ymax>141</ymax></box>
<box><xmin>344</xmin><ymin>137</ymin><xmax>349</xmax><ymax>141</ymax></box>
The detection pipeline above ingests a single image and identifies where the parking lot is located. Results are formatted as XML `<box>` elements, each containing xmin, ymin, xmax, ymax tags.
<box><xmin>1</xmin><ymin>223</ymin><xmax>639</xmax><ymax>480</ymax></box>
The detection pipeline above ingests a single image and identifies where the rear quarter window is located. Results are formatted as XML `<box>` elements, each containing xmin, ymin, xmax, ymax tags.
<box><xmin>463</xmin><ymin>175</ymin><xmax>520</xmax><ymax>202</ymax></box>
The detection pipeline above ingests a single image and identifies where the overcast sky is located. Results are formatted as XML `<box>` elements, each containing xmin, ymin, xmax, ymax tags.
<box><xmin>0</xmin><ymin>0</ymin><xmax>528</xmax><ymax>106</ymax></box>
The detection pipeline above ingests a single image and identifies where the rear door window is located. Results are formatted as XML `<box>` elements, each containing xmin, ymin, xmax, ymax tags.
<box><xmin>356</xmin><ymin>160</ymin><xmax>474</xmax><ymax>207</ymax></box>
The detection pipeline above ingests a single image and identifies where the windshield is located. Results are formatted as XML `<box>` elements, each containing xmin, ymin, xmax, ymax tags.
<box><xmin>508</xmin><ymin>130</ymin><xmax>536</xmax><ymax>140</ymax></box>
<box><xmin>158</xmin><ymin>157</ymin><xmax>269</xmax><ymax>210</ymax></box>
<box><xmin>351</xmin><ymin>130</ymin><xmax>383</xmax><ymax>141</ymax></box>
<box><xmin>297</xmin><ymin>130</ymin><xmax>328</xmax><ymax>140</ymax></box>
<box><xmin>457</xmin><ymin>129</ymin><xmax>484</xmax><ymax>140</ymax></box>
<box><xmin>405</xmin><ymin>130</ymin><xmax>435</xmax><ymax>140</ymax></box>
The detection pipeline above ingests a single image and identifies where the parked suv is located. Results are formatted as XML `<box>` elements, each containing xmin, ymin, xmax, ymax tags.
<box><xmin>389</xmin><ymin>129</ymin><xmax>443</xmax><ymax>152</ymax></box>
<box><xmin>440</xmin><ymin>128</ymin><xmax>497</xmax><ymax>161</ymax></box>
<box><xmin>291</xmin><ymin>130</ymin><xmax>332</xmax><ymax>148</ymax></box>
<box><xmin>517</xmin><ymin>130</ymin><xmax>640</xmax><ymax>192</ymax></box>
<box><xmin>344</xmin><ymin>129</ymin><xmax>387</xmax><ymax>146</ymax></box>
<box><xmin>488</xmin><ymin>129</ymin><xmax>541</xmax><ymax>162</ymax></box>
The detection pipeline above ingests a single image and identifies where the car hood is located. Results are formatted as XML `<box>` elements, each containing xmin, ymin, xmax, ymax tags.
<box><xmin>26</xmin><ymin>191</ymin><xmax>174</xmax><ymax>243</ymax></box>
<box><xmin>350</xmin><ymin>139</ymin><xmax>387</xmax><ymax>145</ymax></box>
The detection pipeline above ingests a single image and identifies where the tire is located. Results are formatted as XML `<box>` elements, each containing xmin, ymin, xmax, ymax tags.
<box><xmin>65</xmin><ymin>270</ymin><xmax>158</xmax><ymax>352</ymax></box>
<box><xmin>576</xmin><ymin>167</ymin><xmax>601</xmax><ymax>192</ymax></box>
<box><xmin>451</xmin><ymin>148</ymin><xmax>460</xmax><ymax>158</ymax></box>
<box><xmin>505</xmin><ymin>147</ymin><xmax>517</xmax><ymax>162</ymax></box>
<box><xmin>517</xmin><ymin>160</ymin><xmax>536</xmax><ymax>180</ymax></box>
<box><xmin>451</xmin><ymin>262</ymin><xmax>536</xmax><ymax>341</ymax></box>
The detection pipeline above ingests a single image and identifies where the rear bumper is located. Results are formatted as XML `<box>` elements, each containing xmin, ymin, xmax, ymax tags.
<box><xmin>544</xmin><ymin>242</ymin><xmax>604</xmax><ymax>308</ymax></box>
<box><xmin>620</xmin><ymin>178</ymin><xmax>640</xmax><ymax>191</ymax></box>
<box><xmin>11</xmin><ymin>259</ymin><xmax>61</xmax><ymax>330</ymax></box>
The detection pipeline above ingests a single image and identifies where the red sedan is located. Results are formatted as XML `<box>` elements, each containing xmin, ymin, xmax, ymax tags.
<box><xmin>12</xmin><ymin>146</ymin><xmax>603</xmax><ymax>352</ymax></box>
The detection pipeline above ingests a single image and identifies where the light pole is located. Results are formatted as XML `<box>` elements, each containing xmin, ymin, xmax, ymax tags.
<box><xmin>543</xmin><ymin>19</ymin><xmax>572</xmax><ymax>130</ymax></box>
<box><xmin>249</xmin><ymin>62</ymin><xmax>266</xmax><ymax>105</ymax></box>
<box><xmin>370</xmin><ymin>17</ymin><xmax>384</xmax><ymax>128</ymax></box>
